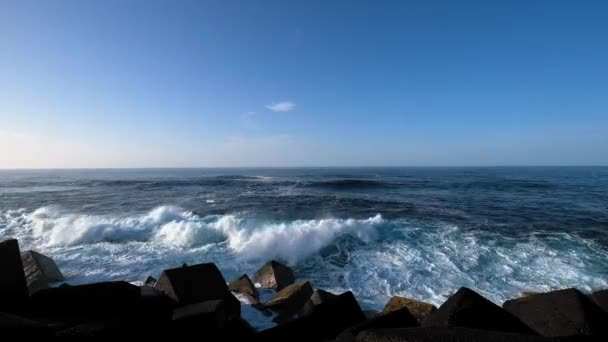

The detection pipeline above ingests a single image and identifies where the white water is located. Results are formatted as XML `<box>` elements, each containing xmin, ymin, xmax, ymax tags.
<box><xmin>1</xmin><ymin>205</ymin><xmax>607</xmax><ymax>324</ymax></box>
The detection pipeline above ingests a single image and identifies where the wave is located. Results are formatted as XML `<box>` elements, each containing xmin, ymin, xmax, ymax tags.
<box><xmin>2</xmin><ymin>206</ymin><xmax>383</xmax><ymax>264</ymax></box>
<box><xmin>2</xmin><ymin>205</ymin><xmax>607</xmax><ymax>316</ymax></box>
<box><xmin>302</xmin><ymin>179</ymin><xmax>392</xmax><ymax>190</ymax></box>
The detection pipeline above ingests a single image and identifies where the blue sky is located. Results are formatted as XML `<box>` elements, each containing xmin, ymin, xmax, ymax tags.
<box><xmin>1</xmin><ymin>0</ymin><xmax>607</xmax><ymax>167</ymax></box>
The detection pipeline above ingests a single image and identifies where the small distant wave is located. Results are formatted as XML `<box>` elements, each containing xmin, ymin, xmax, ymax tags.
<box><xmin>302</xmin><ymin>179</ymin><xmax>392</xmax><ymax>190</ymax></box>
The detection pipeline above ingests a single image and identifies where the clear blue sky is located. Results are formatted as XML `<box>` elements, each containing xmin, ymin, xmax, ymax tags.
<box><xmin>1</xmin><ymin>0</ymin><xmax>607</xmax><ymax>167</ymax></box>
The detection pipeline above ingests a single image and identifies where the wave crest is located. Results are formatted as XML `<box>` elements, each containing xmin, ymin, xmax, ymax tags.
<box><xmin>9</xmin><ymin>206</ymin><xmax>383</xmax><ymax>263</ymax></box>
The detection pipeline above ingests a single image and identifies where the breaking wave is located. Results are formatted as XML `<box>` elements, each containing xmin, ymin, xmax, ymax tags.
<box><xmin>1</xmin><ymin>205</ymin><xmax>607</xmax><ymax>311</ymax></box>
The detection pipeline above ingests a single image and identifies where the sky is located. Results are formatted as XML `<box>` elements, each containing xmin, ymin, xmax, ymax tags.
<box><xmin>1</xmin><ymin>0</ymin><xmax>607</xmax><ymax>168</ymax></box>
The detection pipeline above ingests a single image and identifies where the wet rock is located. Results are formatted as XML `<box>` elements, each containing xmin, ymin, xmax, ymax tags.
<box><xmin>590</xmin><ymin>289</ymin><xmax>608</xmax><ymax>312</ymax></box>
<box><xmin>229</xmin><ymin>274</ymin><xmax>259</xmax><ymax>301</ymax></box>
<box><xmin>383</xmin><ymin>296</ymin><xmax>437</xmax><ymax>324</ymax></box>
<box><xmin>336</xmin><ymin>307</ymin><xmax>419</xmax><ymax>341</ymax></box>
<box><xmin>423</xmin><ymin>287</ymin><xmax>534</xmax><ymax>334</ymax></box>
<box><xmin>298</xmin><ymin>289</ymin><xmax>337</xmax><ymax>317</ymax></box>
<box><xmin>144</xmin><ymin>276</ymin><xmax>157</xmax><ymax>287</ymax></box>
<box><xmin>257</xmin><ymin>291</ymin><xmax>366</xmax><ymax>341</ymax></box>
<box><xmin>503</xmin><ymin>288</ymin><xmax>608</xmax><ymax>337</ymax></box>
<box><xmin>357</xmin><ymin>327</ymin><xmax>552</xmax><ymax>342</ymax></box>
<box><xmin>265</xmin><ymin>281</ymin><xmax>313</xmax><ymax>323</ymax></box>
<box><xmin>0</xmin><ymin>239</ymin><xmax>29</xmax><ymax>312</ymax></box>
<box><xmin>253</xmin><ymin>260</ymin><xmax>295</xmax><ymax>291</ymax></box>
<box><xmin>21</xmin><ymin>250</ymin><xmax>64</xmax><ymax>295</ymax></box>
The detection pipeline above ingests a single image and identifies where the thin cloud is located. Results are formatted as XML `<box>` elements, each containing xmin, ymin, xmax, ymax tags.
<box><xmin>266</xmin><ymin>101</ymin><xmax>296</xmax><ymax>112</ymax></box>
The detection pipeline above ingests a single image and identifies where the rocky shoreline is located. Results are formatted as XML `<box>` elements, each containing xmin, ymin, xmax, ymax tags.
<box><xmin>1</xmin><ymin>238</ymin><xmax>607</xmax><ymax>340</ymax></box>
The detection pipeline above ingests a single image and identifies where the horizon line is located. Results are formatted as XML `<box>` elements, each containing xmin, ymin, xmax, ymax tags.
<box><xmin>0</xmin><ymin>165</ymin><xmax>607</xmax><ymax>171</ymax></box>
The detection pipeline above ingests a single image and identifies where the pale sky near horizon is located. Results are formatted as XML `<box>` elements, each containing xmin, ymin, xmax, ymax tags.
<box><xmin>1</xmin><ymin>0</ymin><xmax>607</xmax><ymax>168</ymax></box>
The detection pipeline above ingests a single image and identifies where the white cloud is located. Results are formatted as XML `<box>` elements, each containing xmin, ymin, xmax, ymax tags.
<box><xmin>266</xmin><ymin>101</ymin><xmax>296</xmax><ymax>112</ymax></box>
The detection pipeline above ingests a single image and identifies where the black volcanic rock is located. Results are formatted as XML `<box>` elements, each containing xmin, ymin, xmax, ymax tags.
<box><xmin>21</xmin><ymin>250</ymin><xmax>64</xmax><ymax>295</ymax></box>
<box><xmin>503</xmin><ymin>288</ymin><xmax>608</xmax><ymax>337</ymax></box>
<box><xmin>229</xmin><ymin>274</ymin><xmax>259</xmax><ymax>301</ymax></box>
<box><xmin>265</xmin><ymin>281</ymin><xmax>313</xmax><ymax>323</ymax></box>
<box><xmin>256</xmin><ymin>291</ymin><xmax>366</xmax><ymax>341</ymax></box>
<box><xmin>423</xmin><ymin>287</ymin><xmax>534</xmax><ymax>334</ymax></box>
<box><xmin>253</xmin><ymin>260</ymin><xmax>295</xmax><ymax>291</ymax></box>
<box><xmin>383</xmin><ymin>296</ymin><xmax>437</xmax><ymax>324</ymax></box>
<box><xmin>0</xmin><ymin>239</ymin><xmax>29</xmax><ymax>312</ymax></box>
<box><xmin>336</xmin><ymin>306</ymin><xmax>419</xmax><ymax>341</ymax></box>
<box><xmin>356</xmin><ymin>327</ymin><xmax>552</xmax><ymax>342</ymax></box>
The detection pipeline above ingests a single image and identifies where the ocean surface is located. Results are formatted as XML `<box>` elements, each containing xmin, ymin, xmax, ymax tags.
<box><xmin>1</xmin><ymin>167</ymin><xmax>607</xmax><ymax>313</ymax></box>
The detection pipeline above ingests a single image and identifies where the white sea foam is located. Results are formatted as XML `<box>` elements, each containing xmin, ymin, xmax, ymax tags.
<box><xmin>1</xmin><ymin>205</ymin><xmax>607</xmax><ymax>330</ymax></box>
<box><xmin>3</xmin><ymin>206</ymin><xmax>383</xmax><ymax>263</ymax></box>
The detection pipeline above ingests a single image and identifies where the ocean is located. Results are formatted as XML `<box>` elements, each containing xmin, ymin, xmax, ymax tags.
<box><xmin>1</xmin><ymin>167</ymin><xmax>607</xmax><ymax>312</ymax></box>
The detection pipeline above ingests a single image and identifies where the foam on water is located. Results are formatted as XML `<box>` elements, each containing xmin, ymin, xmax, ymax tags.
<box><xmin>1</xmin><ymin>205</ymin><xmax>607</xmax><ymax>327</ymax></box>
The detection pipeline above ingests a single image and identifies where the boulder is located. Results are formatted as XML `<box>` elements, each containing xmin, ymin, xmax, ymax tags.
<box><xmin>144</xmin><ymin>276</ymin><xmax>157</xmax><ymax>287</ymax></box>
<box><xmin>503</xmin><ymin>288</ymin><xmax>608</xmax><ymax>337</ymax></box>
<box><xmin>356</xmin><ymin>327</ymin><xmax>553</xmax><ymax>342</ymax></box>
<box><xmin>229</xmin><ymin>274</ymin><xmax>259</xmax><ymax>301</ymax></box>
<box><xmin>264</xmin><ymin>281</ymin><xmax>313</xmax><ymax>323</ymax></box>
<box><xmin>383</xmin><ymin>296</ymin><xmax>437</xmax><ymax>324</ymax></box>
<box><xmin>21</xmin><ymin>250</ymin><xmax>64</xmax><ymax>295</ymax></box>
<box><xmin>336</xmin><ymin>307</ymin><xmax>419</xmax><ymax>341</ymax></box>
<box><xmin>154</xmin><ymin>262</ymin><xmax>231</xmax><ymax>304</ymax></box>
<box><xmin>256</xmin><ymin>291</ymin><xmax>366</xmax><ymax>341</ymax></box>
<box><xmin>591</xmin><ymin>289</ymin><xmax>608</xmax><ymax>312</ymax></box>
<box><xmin>0</xmin><ymin>239</ymin><xmax>29</xmax><ymax>311</ymax></box>
<box><xmin>172</xmin><ymin>299</ymin><xmax>229</xmax><ymax>330</ymax></box>
<box><xmin>253</xmin><ymin>260</ymin><xmax>295</xmax><ymax>291</ymax></box>
<box><xmin>31</xmin><ymin>281</ymin><xmax>142</xmax><ymax>320</ymax></box>
<box><xmin>423</xmin><ymin>287</ymin><xmax>534</xmax><ymax>334</ymax></box>
<box><xmin>298</xmin><ymin>289</ymin><xmax>337</xmax><ymax>317</ymax></box>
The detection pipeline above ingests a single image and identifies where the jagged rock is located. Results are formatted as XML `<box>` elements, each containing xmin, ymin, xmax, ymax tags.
<box><xmin>336</xmin><ymin>307</ymin><xmax>419</xmax><ymax>341</ymax></box>
<box><xmin>423</xmin><ymin>287</ymin><xmax>534</xmax><ymax>334</ymax></box>
<box><xmin>256</xmin><ymin>291</ymin><xmax>366</xmax><ymax>341</ymax></box>
<box><xmin>298</xmin><ymin>289</ymin><xmax>337</xmax><ymax>317</ymax></box>
<box><xmin>229</xmin><ymin>274</ymin><xmax>259</xmax><ymax>301</ymax></box>
<box><xmin>503</xmin><ymin>288</ymin><xmax>608</xmax><ymax>337</ymax></box>
<box><xmin>265</xmin><ymin>281</ymin><xmax>313</xmax><ymax>323</ymax></box>
<box><xmin>31</xmin><ymin>281</ymin><xmax>142</xmax><ymax>319</ymax></box>
<box><xmin>253</xmin><ymin>260</ymin><xmax>295</xmax><ymax>291</ymax></box>
<box><xmin>356</xmin><ymin>327</ymin><xmax>552</xmax><ymax>342</ymax></box>
<box><xmin>0</xmin><ymin>239</ymin><xmax>29</xmax><ymax>311</ymax></box>
<box><xmin>21</xmin><ymin>250</ymin><xmax>64</xmax><ymax>295</ymax></box>
<box><xmin>383</xmin><ymin>296</ymin><xmax>437</xmax><ymax>323</ymax></box>
<box><xmin>591</xmin><ymin>289</ymin><xmax>608</xmax><ymax>312</ymax></box>
<box><xmin>144</xmin><ymin>276</ymin><xmax>157</xmax><ymax>287</ymax></box>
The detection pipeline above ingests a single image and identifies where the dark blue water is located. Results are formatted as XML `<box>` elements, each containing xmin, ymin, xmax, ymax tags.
<box><xmin>1</xmin><ymin>167</ymin><xmax>607</xmax><ymax>316</ymax></box>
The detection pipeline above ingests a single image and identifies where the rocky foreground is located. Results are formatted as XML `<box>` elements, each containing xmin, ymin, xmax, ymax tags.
<box><xmin>1</xmin><ymin>239</ymin><xmax>607</xmax><ymax>341</ymax></box>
